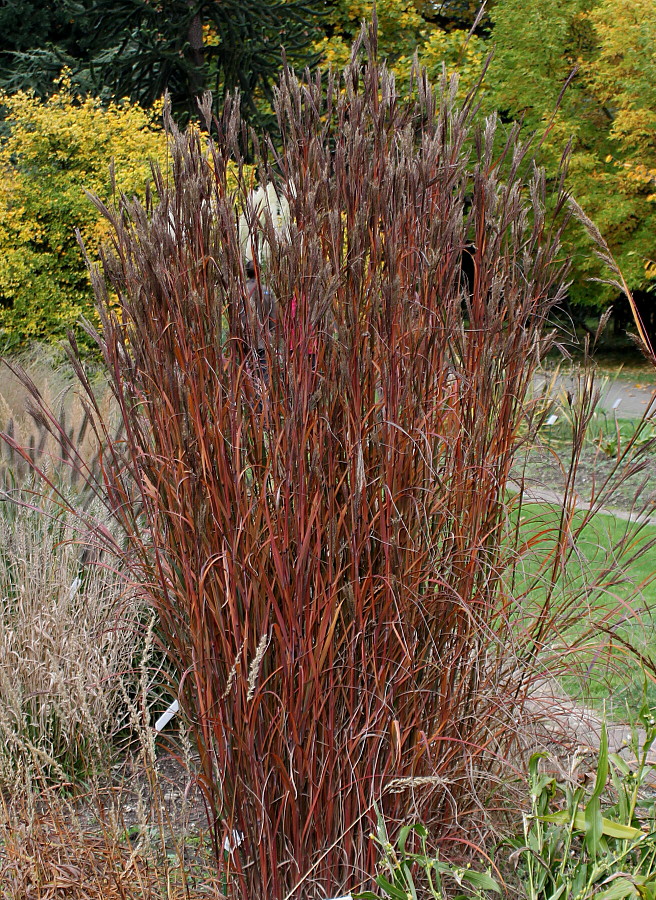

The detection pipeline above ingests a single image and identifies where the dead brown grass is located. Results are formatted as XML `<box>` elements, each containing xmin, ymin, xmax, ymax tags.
<box><xmin>0</xmin><ymin>798</ymin><xmax>212</xmax><ymax>900</ymax></box>
<box><xmin>0</xmin><ymin>478</ymin><xmax>141</xmax><ymax>790</ymax></box>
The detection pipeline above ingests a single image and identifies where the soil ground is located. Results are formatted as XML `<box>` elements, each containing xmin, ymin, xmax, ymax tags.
<box><xmin>512</xmin><ymin>439</ymin><xmax>656</xmax><ymax>518</ymax></box>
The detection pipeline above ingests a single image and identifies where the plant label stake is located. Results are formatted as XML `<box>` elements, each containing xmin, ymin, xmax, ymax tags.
<box><xmin>154</xmin><ymin>699</ymin><xmax>179</xmax><ymax>732</ymax></box>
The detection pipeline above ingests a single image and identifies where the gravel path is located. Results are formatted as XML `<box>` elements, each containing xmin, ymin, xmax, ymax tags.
<box><xmin>528</xmin><ymin>680</ymin><xmax>638</xmax><ymax>753</ymax></box>
<box><xmin>535</xmin><ymin>374</ymin><xmax>656</xmax><ymax>418</ymax></box>
<box><xmin>508</xmin><ymin>481</ymin><xmax>656</xmax><ymax>526</ymax></box>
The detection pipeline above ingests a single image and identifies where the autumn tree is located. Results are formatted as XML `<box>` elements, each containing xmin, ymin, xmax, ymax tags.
<box><xmin>488</xmin><ymin>0</ymin><xmax>656</xmax><ymax>320</ymax></box>
<box><xmin>417</xmin><ymin>0</ymin><xmax>493</xmax><ymax>32</ymax></box>
<box><xmin>0</xmin><ymin>0</ymin><xmax>325</xmax><ymax>124</ymax></box>
<box><xmin>316</xmin><ymin>0</ymin><xmax>486</xmax><ymax>93</ymax></box>
<box><xmin>586</xmin><ymin>0</ymin><xmax>656</xmax><ymax>287</ymax></box>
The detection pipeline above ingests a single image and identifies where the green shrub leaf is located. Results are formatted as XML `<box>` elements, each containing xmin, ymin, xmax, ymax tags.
<box><xmin>541</xmin><ymin>810</ymin><xmax>644</xmax><ymax>841</ymax></box>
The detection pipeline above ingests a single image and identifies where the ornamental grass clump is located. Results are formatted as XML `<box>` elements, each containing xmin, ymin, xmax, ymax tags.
<box><xmin>0</xmin><ymin>477</ymin><xmax>138</xmax><ymax>790</ymax></box>
<box><xmin>3</xmin><ymin>27</ymin><xmax>606</xmax><ymax>899</ymax></box>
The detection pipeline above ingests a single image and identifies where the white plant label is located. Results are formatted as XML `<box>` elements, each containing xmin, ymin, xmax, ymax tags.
<box><xmin>154</xmin><ymin>699</ymin><xmax>179</xmax><ymax>732</ymax></box>
<box><xmin>224</xmin><ymin>830</ymin><xmax>245</xmax><ymax>852</ymax></box>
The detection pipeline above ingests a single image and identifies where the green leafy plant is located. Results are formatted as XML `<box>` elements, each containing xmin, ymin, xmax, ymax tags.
<box><xmin>595</xmin><ymin>419</ymin><xmax>656</xmax><ymax>459</ymax></box>
<box><xmin>509</xmin><ymin>703</ymin><xmax>656</xmax><ymax>900</ymax></box>
<box><xmin>356</xmin><ymin>809</ymin><xmax>501</xmax><ymax>900</ymax></box>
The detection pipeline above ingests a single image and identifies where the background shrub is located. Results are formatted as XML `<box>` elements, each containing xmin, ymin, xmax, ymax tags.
<box><xmin>0</xmin><ymin>74</ymin><xmax>167</xmax><ymax>349</ymax></box>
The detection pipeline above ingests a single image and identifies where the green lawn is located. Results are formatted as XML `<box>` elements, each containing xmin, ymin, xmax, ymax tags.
<box><xmin>511</xmin><ymin>502</ymin><xmax>656</xmax><ymax>714</ymax></box>
<box><xmin>514</xmin><ymin>502</ymin><xmax>656</xmax><ymax>599</ymax></box>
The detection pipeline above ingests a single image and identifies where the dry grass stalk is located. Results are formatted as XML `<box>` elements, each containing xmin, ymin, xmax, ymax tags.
<box><xmin>0</xmin><ymin>478</ymin><xmax>140</xmax><ymax>789</ymax></box>
<box><xmin>0</xmin><ymin>611</ymin><xmax>219</xmax><ymax>899</ymax></box>
<box><xmin>0</xmin><ymin>348</ymin><xmax>114</xmax><ymax>492</ymax></box>
<box><xmin>0</xmin><ymin>792</ymin><xmax>216</xmax><ymax>900</ymax></box>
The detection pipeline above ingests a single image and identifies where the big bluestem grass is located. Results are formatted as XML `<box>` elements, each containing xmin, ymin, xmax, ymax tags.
<box><xmin>3</xmin><ymin>27</ymin><xmax>655</xmax><ymax>900</ymax></box>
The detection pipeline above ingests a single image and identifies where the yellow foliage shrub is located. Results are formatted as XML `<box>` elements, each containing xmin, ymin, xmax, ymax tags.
<box><xmin>314</xmin><ymin>0</ymin><xmax>485</xmax><ymax>94</ymax></box>
<box><xmin>0</xmin><ymin>75</ymin><xmax>168</xmax><ymax>347</ymax></box>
